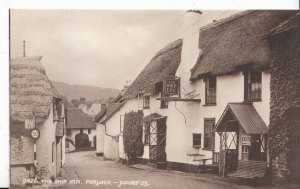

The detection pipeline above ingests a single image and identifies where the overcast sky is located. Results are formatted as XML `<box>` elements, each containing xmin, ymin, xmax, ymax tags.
<box><xmin>10</xmin><ymin>10</ymin><xmax>235</xmax><ymax>89</ymax></box>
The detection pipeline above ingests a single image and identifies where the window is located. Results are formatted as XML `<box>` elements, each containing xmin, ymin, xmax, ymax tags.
<box><xmin>160</xmin><ymin>93</ymin><xmax>168</xmax><ymax>109</ymax></box>
<box><xmin>52</xmin><ymin>142</ymin><xmax>55</xmax><ymax>163</ymax></box>
<box><xmin>88</xmin><ymin>129</ymin><xmax>91</xmax><ymax>134</ymax></box>
<box><xmin>160</xmin><ymin>100</ymin><xmax>168</xmax><ymax>109</ymax></box>
<box><xmin>245</xmin><ymin>71</ymin><xmax>262</xmax><ymax>101</ymax></box>
<box><xmin>204</xmin><ymin>118</ymin><xmax>215</xmax><ymax>150</ymax></box>
<box><xmin>143</xmin><ymin>96</ymin><xmax>150</xmax><ymax>109</ymax></box>
<box><xmin>193</xmin><ymin>133</ymin><xmax>201</xmax><ymax>148</ymax></box>
<box><xmin>144</xmin><ymin>124</ymin><xmax>150</xmax><ymax>145</ymax></box>
<box><xmin>205</xmin><ymin>76</ymin><xmax>216</xmax><ymax>105</ymax></box>
<box><xmin>66</xmin><ymin>129</ymin><xmax>71</xmax><ymax>136</ymax></box>
<box><xmin>80</xmin><ymin>129</ymin><xmax>83</xmax><ymax>133</ymax></box>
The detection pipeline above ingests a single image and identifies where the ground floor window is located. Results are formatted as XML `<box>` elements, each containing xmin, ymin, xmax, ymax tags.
<box><xmin>88</xmin><ymin>129</ymin><xmax>91</xmax><ymax>134</ymax></box>
<box><xmin>193</xmin><ymin>133</ymin><xmax>201</xmax><ymax>148</ymax></box>
<box><xmin>204</xmin><ymin>118</ymin><xmax>215</xmax><ymax>150</ymax></box>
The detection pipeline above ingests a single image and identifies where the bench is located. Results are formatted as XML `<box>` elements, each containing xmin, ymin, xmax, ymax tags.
<box><xmin>228</xmin><ymin>160</ymin><xmax>267</xmax><ymax>178</ymax></box>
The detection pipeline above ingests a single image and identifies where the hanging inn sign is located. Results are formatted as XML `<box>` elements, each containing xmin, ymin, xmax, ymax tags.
<box><xmin>163</xmin><ymin>76</ymin><xmax>181</xmax><ymax>97</ymax></box>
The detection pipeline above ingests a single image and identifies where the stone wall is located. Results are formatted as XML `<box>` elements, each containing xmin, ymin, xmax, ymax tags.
<box><xmin>268</xmin><ymin>28</ymin><xmax>300</xmax><ymax>181</ymax></box>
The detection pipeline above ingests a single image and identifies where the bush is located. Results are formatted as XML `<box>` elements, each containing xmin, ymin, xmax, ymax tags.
<box><xmin>123</xmin><ymin>110</ymin><xmax>144</xmax><ymax>165</ymax></box>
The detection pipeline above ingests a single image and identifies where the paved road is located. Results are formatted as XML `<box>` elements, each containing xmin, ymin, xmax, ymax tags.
<box><xmin>11</xmin><ymin>151</ymin><xmax>298</xmax><ymax>189</ymax></box>
<box><xmin>54</xmin><ymin>151</ymin><xmax>267</xmax><ymax>189</ymax></box>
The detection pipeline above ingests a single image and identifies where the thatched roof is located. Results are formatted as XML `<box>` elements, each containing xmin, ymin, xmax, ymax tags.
<box><xmin>10</xmin><ymin>56</ymin><xmax>58</xmax><ymax>123</ymax></box>
<box><xmin>262</xmin><ymin>12</ymin><xmax>300</xmax><ymax>38</ymax></box>
<box><xmin>123</xmin><ymin>39</ymin><xmax>183</xmax><ymax>99</ymax></box>
<box><xmin>94</xmin><ymin>106</ymin><xmax>107</xmax><ymax>123</ymax></box>
<box><xmin>100</xmin><ymin>102</ymin><xmax>125</xmax><ymax>124</ymax></box>
<box><xmin>190</xmin><ymin>10</ymin><xmax>298</xmax><ymax>81</ymax></box>
<box><xmin>66</xmin><ymin>108</ymin><xmax>95</xmax><ymax>129</ymax></box>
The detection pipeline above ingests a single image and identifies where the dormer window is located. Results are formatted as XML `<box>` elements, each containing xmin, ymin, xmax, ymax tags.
<box><xmin>244</xmin><ymin>71</ymin><xmax>262</xmax><ymax>101</ymax></box>
<box><xmin>205</xmin><ymin>76</ymin><xmax>216</xmax><ymax>105</ymax></box>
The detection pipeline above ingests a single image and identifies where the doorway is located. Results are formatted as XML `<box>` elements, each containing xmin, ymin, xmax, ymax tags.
<box><xmin>75</xmin><ymin>133</ymin><xmax>90</xmax><ymax>150</ymax></box>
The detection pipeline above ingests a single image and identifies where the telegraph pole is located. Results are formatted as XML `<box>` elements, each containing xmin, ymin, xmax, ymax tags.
<box><xmin>23</xmin><ymin>40</ymin><xmax>26</xmax><ymax>57</ymax></box>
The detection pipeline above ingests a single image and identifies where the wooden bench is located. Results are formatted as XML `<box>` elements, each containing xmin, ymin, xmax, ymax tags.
<box><xmin>228</xmin><ymin>160</ymin><xmax>267</xmax><ymax>178</ymax></box>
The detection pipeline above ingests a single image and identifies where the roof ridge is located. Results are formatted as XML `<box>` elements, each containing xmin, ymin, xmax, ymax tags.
<box><xmin>199</xmin><ymin>10</ymin><xmax>255</xmax><ymax>32</ymax></box>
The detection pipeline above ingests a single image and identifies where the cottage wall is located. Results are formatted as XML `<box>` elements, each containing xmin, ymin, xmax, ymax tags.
<box><xmin>36</xmin><ymin>104</ymin><xmax>57</xmax><ymax>178</ymax></box>
<box><xmin>10</xmin><ymin>130</ymin><xmax>35</xmax><ymax>185</ymax></box>
<box><xmin>268</xmin><ymin>28</ymin><xmax>300</xmax><ymax>181</ymax></box>
<box><xmin>96</xmin><ymin>123</ymin><xmax>105</xmax><ymax>155</ymax></box>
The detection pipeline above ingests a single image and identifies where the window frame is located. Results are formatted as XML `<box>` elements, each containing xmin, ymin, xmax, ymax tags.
<box><xmin>193</xmin><ymin>133</ymin><xmax>201</xmax><ymax>148</ymax></box>
<box><xmin>244</xmin><ymin>70</ymin><xmax>262</xmax><ymax>102</ymax></box>
<box><xmin>205</xmin><ymin>76</ymin><xmax>217</xmax><ymax>105</ymax></box>
<box><xmin>203</xmin><ymin>118</ymin><xmax>215</xmax><ymax>150</ymax></box>
<box><xmin>143</xmin><ymin>95</ymin><xmax>150</xmax><ymax>109</ymax></box>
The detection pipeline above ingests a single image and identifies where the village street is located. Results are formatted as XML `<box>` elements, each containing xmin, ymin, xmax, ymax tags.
<box><xmin>53</xmin><ymin>151</ymin><xmax>273</xmax><ymax>189</ymax></box>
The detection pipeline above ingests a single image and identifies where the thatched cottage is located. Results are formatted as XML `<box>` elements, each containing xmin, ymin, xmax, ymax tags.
<box><xmin>262</xmin><ymin>12</ymin><xmax>300</xmax><ymax>183</ymax></box>
<box><xmin>66</xmin><ymin>108</ymin><xmax>96</xmax><ymax>152</ymax></box>
<box><xmin>189</xmin><ymin>10</ymin><xmax>299</xmax><ymax>181</ymax></box>
<box><xmin>10</xmin><ymin>56</ymin><xmax>66</xmax><ymax>185</ymax></box>
<box><xmin>94</xmin><ymin>10</ymin><xmax>299</xmax><ymax>182</ymax></box>
<box><xmin>94</xmin><ymin>103</ymin><xmax>125</xmax><ymax>159</ymax></box>
<box><xmin>93</xmin><ymin>10</ymin><xmax>243</xmax><ymax>170</ymax></box>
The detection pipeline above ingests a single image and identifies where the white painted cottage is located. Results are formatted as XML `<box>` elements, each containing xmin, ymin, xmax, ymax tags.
<box><xmin>95</xmin><ymin>11</ymin><xmax>297</xmax><ymax>176</ymax></box>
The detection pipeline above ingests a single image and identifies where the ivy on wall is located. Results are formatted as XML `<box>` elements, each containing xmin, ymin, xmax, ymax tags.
<box><xmin>123</xmin><ymin>110</ymin><xmax>144</xmax><ymax>165</ymax></box>
<box><xmin>268</xmin><ymin>30</ymin><xmax>300</xmax><ymax>182</ymax></box>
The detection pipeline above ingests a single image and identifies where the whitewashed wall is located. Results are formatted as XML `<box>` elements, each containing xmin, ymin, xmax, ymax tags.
<box><xmin>96</xmin><ymin>123</ymin><xmax>104</xmax><ymax>154</ymax></box>
<box><xmin>36</xmin><ymin>104</ymin><xmax>57</xmax><ymax>178</ymax></box>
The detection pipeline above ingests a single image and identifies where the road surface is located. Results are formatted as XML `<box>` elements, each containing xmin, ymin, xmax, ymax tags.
<box><xmin>53</xmin><ymin>151</ymin><xmax>267</xmax><ymax>189</ymax></box>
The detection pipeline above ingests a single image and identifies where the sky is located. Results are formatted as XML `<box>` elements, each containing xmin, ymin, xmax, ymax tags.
<box><xmin>10</xmin><ymin>10</ymin><xmax>243</xmax><ymax>90</ymax></box>
<box><xmin>10</xmin><ymin>10</ymin><xmax>192</xmax><ymax>89</ymax></box>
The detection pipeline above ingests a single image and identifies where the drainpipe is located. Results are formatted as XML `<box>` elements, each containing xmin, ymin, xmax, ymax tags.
<box><xmin>103</xmin><ymin>122</ymin><xmax>114</xmax><ymax>138</ymax></box>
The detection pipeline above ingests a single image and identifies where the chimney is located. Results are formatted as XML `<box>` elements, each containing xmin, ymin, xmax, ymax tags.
<box><xmin>101</xmin><ymin>103</ymin><xmax>106</xmax><ymax>111</ymax></box>
<box><xmin>80</xmin><ymin>97</ymin><xmax>86</xmax><ymax>104</ymax></box>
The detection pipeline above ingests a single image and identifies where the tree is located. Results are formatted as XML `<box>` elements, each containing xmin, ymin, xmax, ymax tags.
<box><xmin>123</xmin><ymin>110</ymin><xmax>144</xmax><ymax>165</ymax></box>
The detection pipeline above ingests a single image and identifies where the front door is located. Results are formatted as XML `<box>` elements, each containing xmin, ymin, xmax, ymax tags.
<box><xmin>149</xmin><ymin>118</ymin><xmax>166</xmax><ymax>163</ymax></box>
<box><xmin>249</xmin><ymin>134</ymin><xmax>261</xmax><ymax>161</ymax></box>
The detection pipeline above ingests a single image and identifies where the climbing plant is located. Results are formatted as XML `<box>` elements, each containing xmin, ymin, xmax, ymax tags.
<box><xmin>123</xmin><ymin>110</ymin><xmax>144</xmax><ymax>165</ymax></box>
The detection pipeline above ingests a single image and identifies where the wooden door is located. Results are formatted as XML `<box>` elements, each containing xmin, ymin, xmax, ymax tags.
<box><xmin>249</xmin><ymin>134</ymin><xmax>261</xmax><ymax>161</ymax></box>
<box><xmin>149</xmin><ymin>118</ymin><xmax>166</xmax><ymax>163</ymax></box>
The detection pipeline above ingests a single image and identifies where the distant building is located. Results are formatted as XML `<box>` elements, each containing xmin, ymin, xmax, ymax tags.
<box><xmin>87</xmin><ymin>103</ymin><xmax>102</xmax><ymax>116</ymax></box>
<box><xmin>10</xmin><ymin>56</ymin><xmax>66</xmax><ymax>185</ymax></box>
<box><xmin>78</xmin><ymin>97</ymin><xmax>87</xmax><ymax>113</ymax></box>
<box><xmin>66</xmin><ymin>108</ymin><xmax>96</xmax><ymax>152</ymax></box>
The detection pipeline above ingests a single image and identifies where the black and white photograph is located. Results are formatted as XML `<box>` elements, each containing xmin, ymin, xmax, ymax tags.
<box><xmin>3</xmin><ymin>2</ymin><xmax>300</xmax><ymax>189</ymax></box>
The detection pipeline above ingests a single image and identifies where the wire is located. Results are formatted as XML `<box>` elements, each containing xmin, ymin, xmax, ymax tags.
<box><xmin>174</xmin><ymin>101</ymin><xmax>186</xmax><ymax>124</ymax></box>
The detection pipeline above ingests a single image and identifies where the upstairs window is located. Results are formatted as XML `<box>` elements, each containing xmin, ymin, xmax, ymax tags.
<box><xmin>160</xmin><ymin>100</ymin><xmax>168</xmax><ymax>109</ymax></box>
<box><xmin>205</xmin><ymin>76</ymin><xmax>216</xmax><ymax>105</ymax></box>
<box><xmin>160</xmin><ymin>92</ymin><xmax>168</xmax><ymax>109</ymax></box>
<box><xmin>245</xmin><ymin>71</ymin><xmax>262</xmax><ymax>101</ymax></box>
<box><xmin>193</xmin><ymin>133</ymin><xmax>201</xmax><ymax>148</ymax></box>
<box><xmin>204</xmin><ymin>118</ymin><xmax>215</xmax><ymax>150</ymax></box>
<box><xmin>143</xmin><ymin>96</ymin><xmax>150</xmax><ymax>109</ymax></box>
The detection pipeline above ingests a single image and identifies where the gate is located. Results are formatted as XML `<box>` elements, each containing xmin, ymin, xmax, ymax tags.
<box><xmin>149</xmin><ymin>117</ymin><xmax>167</xmax><ymax>163</ymax></box>
<box><xmin>75</xmin><ymin>133</ymin><xmax>90</xmax><ymax>150</ymax></box>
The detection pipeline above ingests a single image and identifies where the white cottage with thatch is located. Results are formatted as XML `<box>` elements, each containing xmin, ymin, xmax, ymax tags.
<box><xmin>10</xmin><ymin>56</ymin><xmax>66</xmax><ymax>185</ymax></box>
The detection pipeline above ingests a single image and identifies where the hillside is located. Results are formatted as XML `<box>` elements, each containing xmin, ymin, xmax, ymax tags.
<box><xmin>51</xmin><ymin>81</ymin><xmax>120</xmax><ymax>101</ymax></box>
